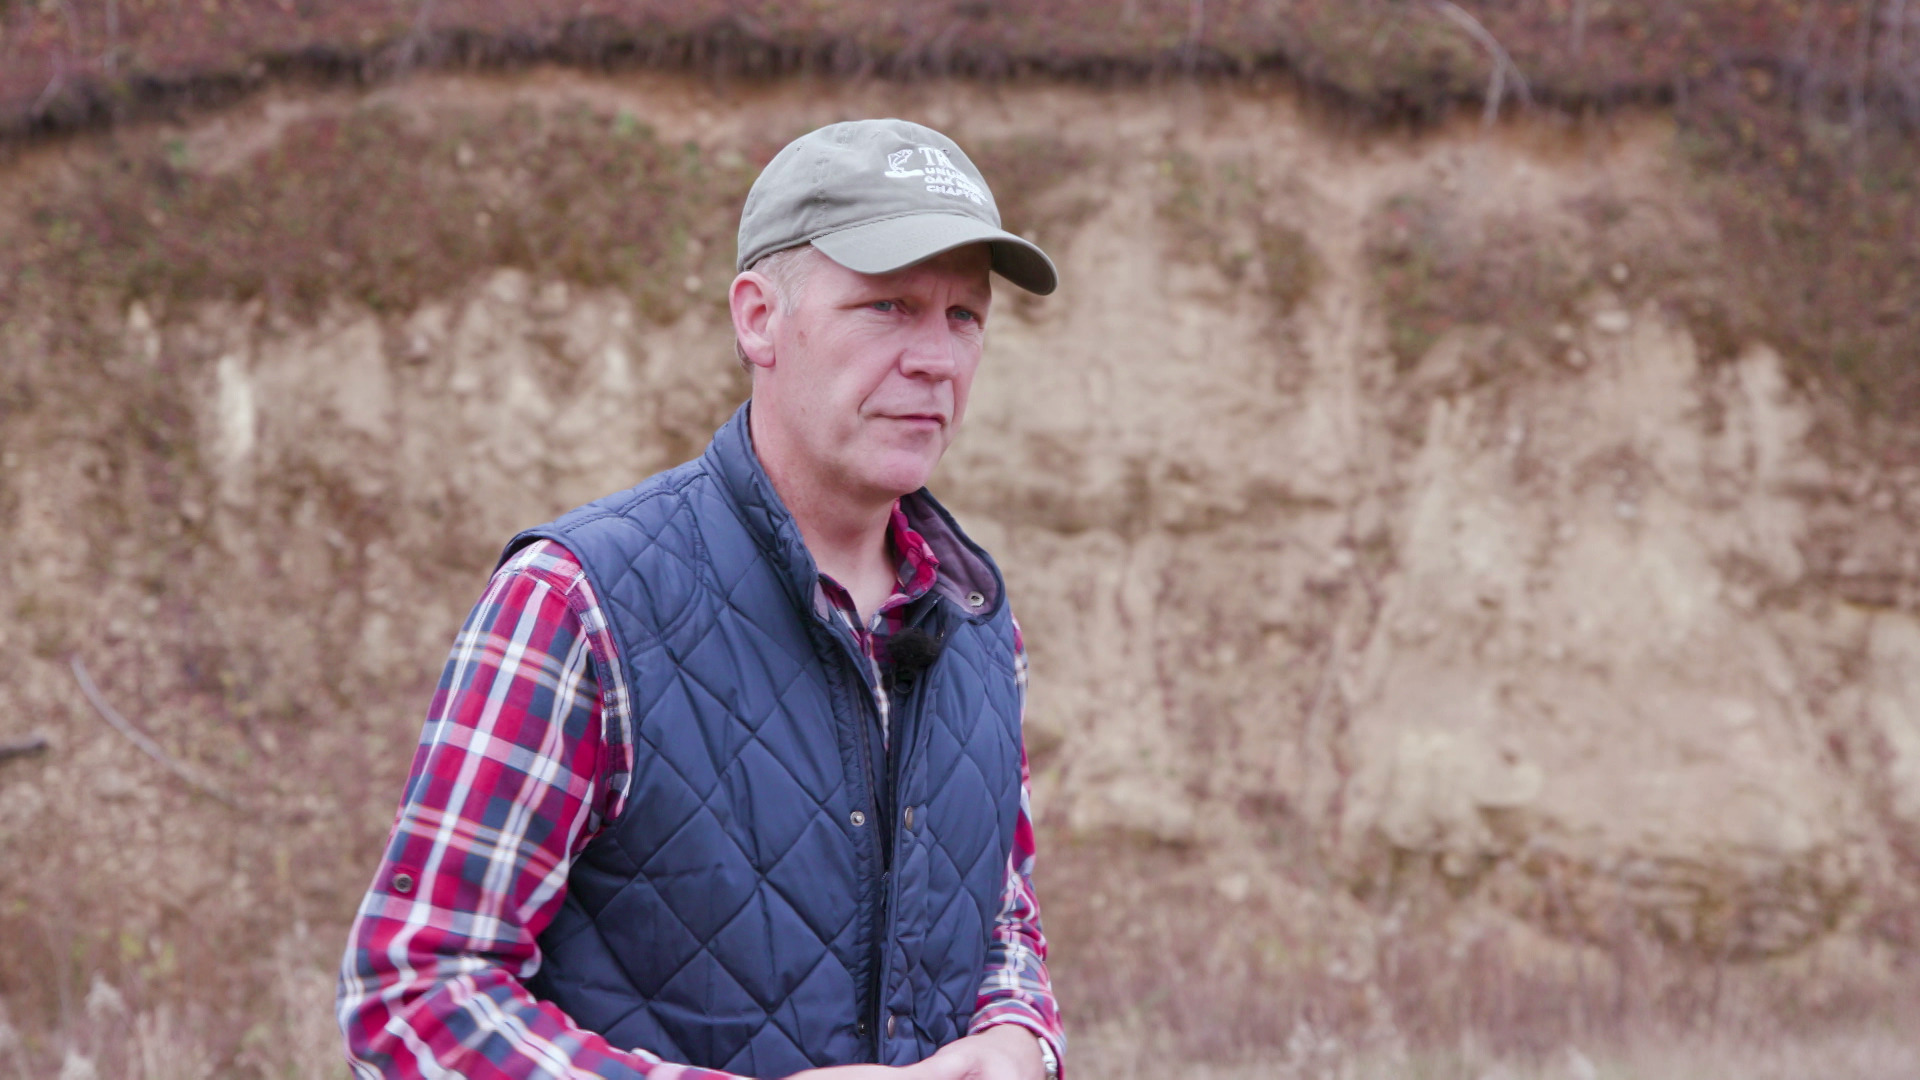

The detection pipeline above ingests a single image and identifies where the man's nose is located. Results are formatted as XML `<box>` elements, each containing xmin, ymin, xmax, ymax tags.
<box><xmin>898</xmin><ymin>310</ymin><xmax>959</xmax><ymax>379</ymax></box>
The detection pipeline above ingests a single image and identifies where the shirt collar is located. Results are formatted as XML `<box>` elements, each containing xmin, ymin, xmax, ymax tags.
<box><xmin>886</xmin><ymin>500</ymin><xmax>940</xmax><ymax>602</ymax></box>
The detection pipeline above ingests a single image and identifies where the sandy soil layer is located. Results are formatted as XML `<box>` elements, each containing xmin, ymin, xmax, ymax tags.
<box><xmin>2</xmin><ymin>71</ymin><xmax>1918</xmax><ymax>1076</ymax></box>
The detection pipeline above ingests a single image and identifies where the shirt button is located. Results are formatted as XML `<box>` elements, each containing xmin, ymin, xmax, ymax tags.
<box><xmin>885</xmin><ymin>1015</ymin><xmax>896</xmax><ymax>1038</ymax></box>
<box><xmin>903</xmin><ymin>806</ymin><xmax>915</xmax><ymax>831</ymax></box>
<box><xmin>391</xmin><ymin>871</ymin><xmax>415</xmax><ymax>895</ymax></box>
<box><xmin>850</xmin><ymin>810</ymin><xmax>866</xmax><ymax>827</ymax></box>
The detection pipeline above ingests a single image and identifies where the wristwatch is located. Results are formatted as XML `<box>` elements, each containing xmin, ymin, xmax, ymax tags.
<box><xmin>1037</xmin><ymin>1038</ymin><xmax>1059</xmax><ymax>1080</ymax></box>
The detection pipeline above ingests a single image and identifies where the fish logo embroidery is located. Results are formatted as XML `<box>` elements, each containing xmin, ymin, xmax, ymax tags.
<box><xmin>882</xmin><ymin>146</ymin><xmax>987</xmax><ymax>206</ymax></box>
<box><xmin>885</xmin><ymin>149</ymin><xmax>924</xmax><ymax>178</ymax></box>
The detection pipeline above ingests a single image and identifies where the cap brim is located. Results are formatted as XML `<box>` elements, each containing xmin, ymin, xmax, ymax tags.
<box><xmin>811</xmin><ymin>213</ymin><xmax>1058</xmax><ymax>296</ymax></box>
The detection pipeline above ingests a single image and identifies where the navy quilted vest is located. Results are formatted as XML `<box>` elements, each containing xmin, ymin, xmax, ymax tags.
<box><xmin>502</xmin><ymin>404</ymin><xmax>1025</xmax><ymax>1078</ymax></box>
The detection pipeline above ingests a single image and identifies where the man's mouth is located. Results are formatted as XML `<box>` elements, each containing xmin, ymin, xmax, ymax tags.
<box><xmin>885</xmin><ymin>413</ymin><xmax>947</xmax><ymax>428</ymax></box>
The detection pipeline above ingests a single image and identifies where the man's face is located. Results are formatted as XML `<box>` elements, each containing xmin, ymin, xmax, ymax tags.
<box><xmin>749</xmin><ymin>245</ymin><xmax>993</xmax><ymax>504</ymax></box>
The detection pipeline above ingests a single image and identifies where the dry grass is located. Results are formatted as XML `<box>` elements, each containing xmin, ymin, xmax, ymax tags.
<box><xmin>1362</xmin><ymin>89</ymin><xmax>1920</xmax><ymax>446</ymax></box>
<box><xmin>1043</xmin><ymin>833</ymin><xmax>1920</xmax><ymax>1078</ymax></box>
<box><xmin>12</xmin><ymin>102</ymin><xmax>755</xmax><ymax>330</ymax></box>
<box><xmin>0</xmin><ymin>1</ymin><xmax>1897</xmax><ymax>132</ymax></box>
<box><xmin>1681</xmin><ymin>80</ymin><xmax>1920</xmax><ymax>425</ymax></box>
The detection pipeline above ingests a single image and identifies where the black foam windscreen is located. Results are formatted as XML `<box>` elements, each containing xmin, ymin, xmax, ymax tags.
<box><xmin>889</xmin><ymin>627</ymin><xmax>943</xmax><ymax>677</ymax></box>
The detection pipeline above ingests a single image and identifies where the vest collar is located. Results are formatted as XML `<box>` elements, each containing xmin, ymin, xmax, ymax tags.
<box><xmin>702</xmin><ymin>401</ymin><xmax>1007</xmax><ymax>622</ymax></box>
<box><xmin>703</xmin><ymin>402</ymin><xmax>823</xmax><ymax>615</ymax></box>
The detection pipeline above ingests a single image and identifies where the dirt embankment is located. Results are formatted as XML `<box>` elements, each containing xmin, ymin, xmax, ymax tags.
<box><xmin>3</xmin><ymin>72</ymin><xmax>1920</xmax><ymax>1077</ymax></box>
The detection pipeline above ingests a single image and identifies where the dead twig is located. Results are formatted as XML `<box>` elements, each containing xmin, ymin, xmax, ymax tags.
<box><xmin>30</xmin><ymin>55</ymin><xmax>67</xmax><ymax>118</ymax></box>
<box><xmin>1431</xmin><ymin>0</ymin><xmax>1532</xmax><ymax>128</ymax></box>
<box><xmin>0</xmin><ymin>734</ymin><xmax>50</xmax><ymax>763</ymax></box>
<box><xmin>70</xmin><ymin>656</ymin><xmax>241</xmax><ymax>809</ymax></box>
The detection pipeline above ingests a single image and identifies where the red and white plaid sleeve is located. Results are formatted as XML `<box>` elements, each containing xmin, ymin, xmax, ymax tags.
<box><xmin>967</xmin><ymin>617</ymin><xmax>1067</xmax><ymax>1074</ymax></box>
<box><xmin>335</xmin><ymin>541</ymin><xmax>741</xmax><ymax>1080</ymax></box>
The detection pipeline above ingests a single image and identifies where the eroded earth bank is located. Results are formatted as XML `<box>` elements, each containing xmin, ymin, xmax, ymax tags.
<box><xmin>3</xmin><ymin>73</ymin><xmax>1919</xmax><ymax>1078</ymax></box>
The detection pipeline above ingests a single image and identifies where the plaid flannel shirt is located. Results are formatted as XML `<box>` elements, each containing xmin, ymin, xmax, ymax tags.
<box><xmin>338</xmin><ymin>505</ymin><xmax>1061</xmax><ymax>1079</ymax></box>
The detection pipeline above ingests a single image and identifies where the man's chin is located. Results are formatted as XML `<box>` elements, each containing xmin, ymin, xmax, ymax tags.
<box><xmin>850</xmin><ymin>454</ymin><xmax>941</xmax><ymax>501</ymax></box>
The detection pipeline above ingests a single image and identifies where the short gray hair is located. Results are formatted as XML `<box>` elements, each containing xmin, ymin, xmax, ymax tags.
<box><xmin>735</xmin><ymin>244</ymin><xmax>821</xmax><ymax>373</ymax></box>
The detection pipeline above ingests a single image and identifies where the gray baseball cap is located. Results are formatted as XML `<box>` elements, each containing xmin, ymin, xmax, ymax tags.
<box><xmin>736</xmin><ymin>118</ymin><xmax>1058</xmax><ymax>296</ymax></box>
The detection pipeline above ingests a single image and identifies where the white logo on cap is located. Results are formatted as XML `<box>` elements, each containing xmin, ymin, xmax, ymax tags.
<box><xmin>883</xmin><ymin>145</ymin><xmax>987</xmax><ymax>206</ymax></box>
<box><xmin>885</xmin><ymin>149</ymin><xmax>923</xmax><ymax>177</ymax></box>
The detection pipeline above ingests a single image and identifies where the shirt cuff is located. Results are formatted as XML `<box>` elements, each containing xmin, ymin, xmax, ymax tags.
<box><xmin>968</xmin><ymin>1007</ymin><xmax>1065</xmax><ymax>1080</ymax></box>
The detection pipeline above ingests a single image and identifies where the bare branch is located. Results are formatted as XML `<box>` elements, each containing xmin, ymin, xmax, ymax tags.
<box><xmin>1432</xmin><ymin>0</ymin><xmax>1532</xmax><ymax>127</ymax></box>
<box><xmin>70</xmin><ymin>656</ymin><xmax>241</xmax><ymax>809</ymax></box>
<box><xmin>30</xmin><ymin>55</ymin><xmax>67</xmax><ymax>118</ymax></box>
<box><xmin>0</xmin><ymin>734</ymin><xmax>49</xmax><ymax>763</ymax></box>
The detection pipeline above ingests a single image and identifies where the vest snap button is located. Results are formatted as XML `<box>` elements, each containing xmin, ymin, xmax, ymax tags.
<box><xmin>885</xmin><ymin>1014</ymin><xmax>895</xmax><ymax>1038</ymax></box>
<box><xmin>966</xmin><ymin>591</ymin><xmax>985</xmax><ymax>608</ymax></box>
<box><xmin>858</xmin><ymin>1018</ymin><xmax>868</xmax><ymax>1036</ymax></box>
<box><xmin>850</xmin><ymin>810</ymin><xmax>866</xmax><ymax>827</ymax></box>
<box><xmin>391</xmin><ymin>871</ymin><xmax>415</xmax><ymax>895</ymax></box>
<box><xmin>903</xmin><ymin>806</ymin><xmax>915</xmax><ymax>831</ymax></box>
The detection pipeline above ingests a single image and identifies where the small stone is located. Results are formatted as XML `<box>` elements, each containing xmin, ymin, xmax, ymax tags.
<box><xmin>94</xmin><ymin>769</ymin><xmax>138</xmax><ymax>801</ymax></box>
<box><xmin>1215</xmin><ymin>873</ymin><xmax>1251</xmax><ymax>902</ymax></box>
<box><xmin>84</xmin><ymin>976</ymin><xmax>127</xmax><ymax>1021</ymax></box>
<box><xmin>455</xmin><ymin>142</ymin><xmax>475</xmax><ymax>168</ymax></box>
<box><xmin>1614</xmin><ymin>500</ymin><xmax>1639</xmax><ymax>521</ymax></box>
<box><xmin>683</xmin><ymin>275</ymin><xmax>703</xmax><ymax>293</ymax></box>
<box><xmin>1564</xmin><ymin>347</ymin><xmax>1589</xmax><ymax>369</ymax></box>
<box><xmin>1592</xmin><ymin>310</ymin><xmax>1631</xmax><ymax>334</ymax></box>
<box><xmin>1609</xmin><ymin>261</ymin><xmax>1631</xmax><ymax>285</ymax></box>
<box><xmin>1551</xmin><ymin>322</ymin><xmax>1576</xmax><ymax>343</ymax></box>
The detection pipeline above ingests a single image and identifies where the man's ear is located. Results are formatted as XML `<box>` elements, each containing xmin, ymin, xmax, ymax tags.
<box><xmin>730</xmin><ymin>272</ymin><xmax>779</xmax><ymax>373</ymax></box>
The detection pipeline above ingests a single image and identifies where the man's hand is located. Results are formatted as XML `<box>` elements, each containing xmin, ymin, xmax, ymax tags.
<box><xmin>900</xmin><ymin>1025</ymin><xmax>1045</xmax><ymax>1080</ymax></box>
<box><xmin>785</xmin><ymin>1026</ymin><xmax>1046</xmax><ymax>1080</ymax></box>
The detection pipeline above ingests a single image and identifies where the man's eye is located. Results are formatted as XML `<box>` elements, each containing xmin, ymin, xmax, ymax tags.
<box><xmin>870</xmin><ymin>300</ymin><xmax>897</xmax><ymax>313</ymax></box>
<box><xmin>950</xmin><ymin>308</ymin><xmax>978</xmax><ymax>323</ymax></box>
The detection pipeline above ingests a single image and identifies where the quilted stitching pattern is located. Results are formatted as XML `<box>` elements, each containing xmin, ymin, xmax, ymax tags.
<box><xmin>517</xmin><ymin>407</ymin><xmax>1023</xmax><ymax>1076</ymax></box>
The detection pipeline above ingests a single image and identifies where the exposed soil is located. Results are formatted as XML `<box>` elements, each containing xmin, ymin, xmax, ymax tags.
<box><xmin>2</xmin><ymin>70</ymin><xmax>1919</xmax><ymax>1078</ymax></box>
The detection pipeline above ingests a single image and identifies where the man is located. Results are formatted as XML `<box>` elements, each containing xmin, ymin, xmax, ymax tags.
<box><xmin>337</xmin><ymin>118</ymin><xmax>1064</xmax><ymax>1080</ymax></box>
